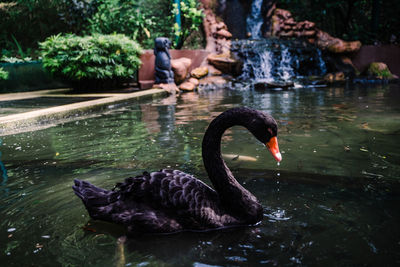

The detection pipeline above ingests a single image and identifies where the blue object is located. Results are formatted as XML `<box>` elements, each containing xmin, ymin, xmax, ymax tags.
<box><xmin>173</xmin><ymin>0</ymin><xmax>182</xmax><ymax>46</ymax></box>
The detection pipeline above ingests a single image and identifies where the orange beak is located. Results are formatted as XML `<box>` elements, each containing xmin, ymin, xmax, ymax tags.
<box><xmin>266</xmin><ymin>136</ymin><xmax>282</xmax><ymax>162</ymax></box>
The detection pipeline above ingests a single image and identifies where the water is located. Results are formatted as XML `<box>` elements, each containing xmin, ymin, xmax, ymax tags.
<box><xmin>232</xmin><ymin>39</ymin><xmax>327</xmax><ymax>83</ymax></box>
<box><xmin>1</xmin><ymin>83</ymin><xmax>400</xmax><ymax>266</ymax></box>
<box><xmin>246</xmin><ymin>0</ymin><xmax>264</xmax><ymax>39</ymax></box>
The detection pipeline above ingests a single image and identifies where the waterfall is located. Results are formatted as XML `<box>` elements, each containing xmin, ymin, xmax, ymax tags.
<box><xmin>226</xmin><ymin>0</ymin><xmax>327</xmax><ymax>83</ymax></box>
<box><xmin>246</xmin><ymin>0</ymin><xmax>264</xmax><ymax>39</ymax></box>
<box><xmin>231</xmin><ymin>39</ymin><xmax>327</xmax><ymax>82</ymax></box>
<box><xmin>278</xmin><ymin>45</ymin><xmax>295</xmax><ymax>81</ymax></box>
<box><xmin>316</xmin><ymin>49</ymin><xmax>327</xmax><ymax>75</ymax></box>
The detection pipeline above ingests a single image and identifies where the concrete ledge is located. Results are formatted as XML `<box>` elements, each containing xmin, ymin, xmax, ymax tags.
<box><xmin>0</xmin><ymin>88</ymin><xmax>167</xmax><ymax>136</ymax></box>
<box><xmin>0</xmin><ymin>88</ymin><xmax>72</xmax><ymax>101</ymax></box>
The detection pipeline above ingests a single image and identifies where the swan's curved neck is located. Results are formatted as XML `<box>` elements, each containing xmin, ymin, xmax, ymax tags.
<box><xmin>202</xmin><ymin>109</ymin><xmax>262</xmax><ymax>222</ymax></box>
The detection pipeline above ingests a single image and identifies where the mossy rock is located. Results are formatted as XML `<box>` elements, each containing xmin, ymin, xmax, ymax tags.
<box><xmin>366</xmin><ymin>62</ymin><xmax>396</xmax><ymax>79</ymax></box>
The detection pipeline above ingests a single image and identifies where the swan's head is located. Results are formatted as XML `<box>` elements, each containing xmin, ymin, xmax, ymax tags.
<box><xmin>245</xmin><ymin>109</ymin><xmax>282</xmax><ymax>162</ymax></box>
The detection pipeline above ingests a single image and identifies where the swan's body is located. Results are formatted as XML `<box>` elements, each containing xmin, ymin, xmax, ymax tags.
<box><xmin>73</xmin><ymin>107</ymin><xmax>281</xmax><ymax>233</ymax></box>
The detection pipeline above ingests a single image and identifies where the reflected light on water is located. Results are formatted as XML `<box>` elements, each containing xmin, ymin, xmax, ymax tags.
<box><xmin>0</xmin><ymin>83</ymin><xmax>399</xmax><ymax>266</ymax></box>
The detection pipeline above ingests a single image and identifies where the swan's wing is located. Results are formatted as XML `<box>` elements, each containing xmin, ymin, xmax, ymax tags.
<box><xmin>110</xmin><ymin>203</ymin><xmax>184</xmax><ymax>233</ymax></box>
<box><xmin>115</xmin><ymin>169</ymin><xmax>239</xmax><ymax>228</ymax></box>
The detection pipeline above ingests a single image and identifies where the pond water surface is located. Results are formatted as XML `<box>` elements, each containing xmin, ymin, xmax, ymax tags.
<box><xmin>1</xmin><ymin>83</ymin><xmax>400</xmax><ymax>266</ymax></box>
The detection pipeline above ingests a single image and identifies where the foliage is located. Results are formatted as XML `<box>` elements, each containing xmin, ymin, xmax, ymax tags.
<box><xmin>86</xmin><ymin>0</ymin><xmax>154</xmax><ymax>45</ymax></box>
<box><xmin>39</xmin><ymin>34</ymin><xmax>142</xmax><ymax>89</ymax></box>
<box><xmin>0</xmin><ymin>0</ymin><xmax>84</xmax><ymax>54</ymax></box>
<box><xmin>171</xmin><ymin>0</ymin><xmax>204</xmax><ymax>49</ymax></box>
<box><xmin>58</xmin><ymin>0</ymin><xmax>99</xmax><ymax>32</ymax></box>
<box><xmin>0</xmin><ymin>67</ymin><xmax>9</xmax><ymax>80</ymax></box>
<box><xmin>276</xmin><ymin>0</ymin><xmax>400</xmax><ymax>44</ymax></box>
<box><xmin>86</xmin><ymin>0</ymin><xmax>204</xmax><ymax>49</ymax></box>
<box><xmin>1</xmin><ymin>56</ymin><xmax>33</xmax><ymax>63</ymax></box>
<box><xmin>0</xmin><ymin>0</ymin><xmax>205</xmax><ymax>56</ymax></box>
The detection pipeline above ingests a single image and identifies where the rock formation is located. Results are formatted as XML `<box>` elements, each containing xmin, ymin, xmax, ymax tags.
<box><xmin>199</xmin><ymin>0</ymin><xmax>242</xmax><ymax>77</ymax></box>
<box><xmin>267</xmin><ymin>8</ymin><xmax>361</xmax><ymax>76</ymax></box>
<box><xmin>268</xmin><ymin>8</ymin><xmax>361</xmax><ymax>54</ymax></box>
<box><xmin>201</xmin><ymin>0</ymin><xmax>232</xmax><ymax>54</ymax></box>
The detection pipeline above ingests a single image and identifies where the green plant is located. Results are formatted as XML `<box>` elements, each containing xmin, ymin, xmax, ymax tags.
<box><xmin>40</xmin><ymin>33</ymin><xmax>142</xmax><ymax>89</ymax></box>
<box><xmin>1</xmin><ymin>56</ymin><xmax>33</xmax><ymax>63</ymax></box>
<box><xmin>171</xmin><ymin>0</ymin><xmax>204</xmax><ymax>49</ymax></box>
<box><xmin>87</xmin><ymin>0</ymin><xmax>155</xmax><ymax>44</ymax></box>
<box><xmin>0</xmin><ymin>67</ymin><xmax>9</xmax><ymax>80</ymax></box>
<box><xmin>276</xmin><ymin>0</ymin><xmax>400</xmax><ymax>44</ymax></box>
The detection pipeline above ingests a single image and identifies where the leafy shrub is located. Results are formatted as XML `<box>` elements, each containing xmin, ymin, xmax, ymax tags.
<box><xmin>1</xmin><ymin>56</ymin><xmax>33</xmax><ymax>63</ymax></box>
<box><xmin>0</xmin><ymin>67</ymin><xmax>9</xmax><ymax>80</ymax></box>
<box><xmin>86</xmin><ymin>0</ymin><xmax>204</xmax><ymax>49</ymax></box>
<box><xmin>87</xmin><ymin>0</ymin><xmax>155</xmax><ymax>45</ymax></box>
<box><xmin>40</xmin><ymin>33</ymin><xmax>142</xmax><ymax>89</ymax></box>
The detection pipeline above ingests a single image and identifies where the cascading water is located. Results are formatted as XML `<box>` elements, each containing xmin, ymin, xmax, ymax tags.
<box><xmin>246</xmin><ymin>0</ymin><xmax>264</xmax><ymax>39</ymax></box>
<box><xmin>231</xmin><ymin>39</ymin><xmax>327</xmax><ymax>83</ymax></box>
<box><xmin>278</xmin><ymin>46</ymin><xmax>295</xmax><ymax>81</ymax></box>
<box><xmin>229</xmin><ymin>0</ymin><xmax>327</xmax><ymax>85</ymax></box>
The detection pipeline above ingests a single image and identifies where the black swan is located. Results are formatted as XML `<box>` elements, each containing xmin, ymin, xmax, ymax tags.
<box><xmin>73</xmin><ymin>107</ymin><xmax>282</xmax><ymax>233</ymax></box>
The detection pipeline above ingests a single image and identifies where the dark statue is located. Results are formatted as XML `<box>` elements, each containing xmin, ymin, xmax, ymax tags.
<box><xmin>154</xmin><ymin>37</ymin><xmax>174</xmax><ymax>84</ymax></box>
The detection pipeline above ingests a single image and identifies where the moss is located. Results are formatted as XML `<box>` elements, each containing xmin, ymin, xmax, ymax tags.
<box><xmin>0</xmin><ymin>67</ymin><xmax>8</xmax><ymax>80</ymax></box>
<box><xmin>367</xmin><ymin>62</ymin><xmax>394</xmax><ymax>79</ymax></box>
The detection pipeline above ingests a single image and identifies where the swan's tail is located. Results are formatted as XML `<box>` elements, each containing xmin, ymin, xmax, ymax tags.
<box><xmin>72</xmin><ymin>179</ymin><xmax>118</xmax><ymax>220</ymax></box>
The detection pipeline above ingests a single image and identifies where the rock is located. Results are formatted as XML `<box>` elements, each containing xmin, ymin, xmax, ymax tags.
<box><xmin>216</xmin><ymin>29</ymin><xmax>232</xmax><ymax>39</ymax></box>
<box><xmin>153</xmin><ymin>83</ymin><xmax>180</xmax><ymax>94</ymax></box>
<box><xmin>307</xmin><ymin>38</ymin><xmax>316</xmax><ymax>44</ymax></box>
<box><xmin>268</xmin><ymin>8</ymin><xmax>361</xmax><ymax>54</ymax></box>
<box><xmin>207</xmin><ymin>64</ymin><xmax>222</xmax><ymax>76</ymax></box>
<box><xmin>199</xmin><ymin>75</ymin><xmax>228</xmax><ymax>86</ymax></box>
<box><xmin>334</xmin><ymin>72</ymin><xmax>345</xmax><ymax>81</ymax></box>
<box><xmin>283</xmin><ymin>25</ymin><xmax>292</xmax><ymax>31</ymax></box>
<box><xmin>303</xmin><ymin>21</ymin><xmax>315</xmax><ymax>30</ymax></box>
<box><xmin>188</xmin><ymin>77</ymin><xmax>199</xmax><ymax>86</ymax></box>
<box><xmin>179</xmin><ymin>81</ymin><xmax>196</xmax><ymax>91</ymax></box>
<box><xmin>366</xmin><ymin>62</ymin><xmax>396</xmax><ymax>79</ymax></box>
<box><xmin>191</xmin><ymin>66</ymin><xmax>209</xmax><ymax>79</ymax></box>
<box><xmin>284</xmin><ymin>18</ymin><xmax>296</xmax><ymax>26</ymax></box>
<box><xmin>280</xmin><ymin>30</ymin><xmax>294</xmax><ymax>37</ymax></box>
<box><xmin>207</xmin><ymin>53</ymin><xmax>243</xmax><ymax>75</ymax></box>
<box><xmin>316</xmin><ymin>30</ymin><xmax>361</xmax><ymax>53</ymax></box>
<box><xmin>274</xmin><ymin>8</ymin><xmax>292</xmax><ymax>20</ymax></box>
<box><xmin>323</xmin><ymin>72</ymin><xmax>345</xmax><ymax>83</ymax></box>
<box><xmin>328</xmin><ymin>40</ymin><xmax>362</xmax><ymax>54</ymax></box>
<box><xmin>304</xmin><ymin>30</ymin><xmax>316</xmax><ymax>37</ymax></box>
<box><xmin>254</xmin><ymin>81</ymin><xmax>294</xmax><ymax>90</ymax></box>
<box><xmin>323</xmin><ymin>54</ymin><xmax>358</xmax><ymax>77</ymax></box>
<box><xmin>171</xmin><ymin>57</ymin><xmax>192</xmax><ymax>84</ymax></box>
<box><xmin>202</xmin><ymin>3</ymin><xmax>232</xmax><ymax>54</ymax></box>
<box><xmin>216</xmin><ymin>22</ymin><xmax>227</xmax><ymax>31</ymax></box>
